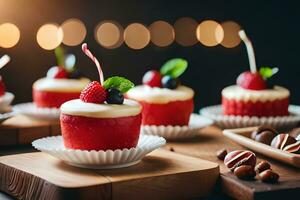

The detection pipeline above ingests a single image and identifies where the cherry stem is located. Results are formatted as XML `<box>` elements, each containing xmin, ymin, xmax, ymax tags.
<box><xmin>239</xmin><ymin>30</ymin><xmax>257</xmax><ymax>73</ymax></box>
<box><xmin>81</xmin><ymin>43</ymin><xmax>104</xmax><ymax>85</ymax></box>
<box><xmin>0</xmin><ymin>55</ymin><xmax>10</xmax><ymax>70</ymax></box>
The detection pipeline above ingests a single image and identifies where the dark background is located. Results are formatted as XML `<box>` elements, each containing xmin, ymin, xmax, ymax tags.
<box><xmin>1</xmin><ymin>0</ymin><xmax>299</xmax><ymax>111</ymax></box>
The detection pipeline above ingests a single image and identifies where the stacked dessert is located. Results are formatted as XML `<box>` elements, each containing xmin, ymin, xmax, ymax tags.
<box><xmin>127</xmin><ymin>58</ymin><xmax>194</xmax><ymax>126</ymax></box>
<box><xmin>33</xmin><ymin>47</ymin><xmax>90</xmax><ymax>108</ymax></box>
<box><xmin>60</xmin><ymin>43</ymin><xmax>142</xmax><ymax>151</ymax></box>
<box><xmin>222</xmin><ymin>30</ymin><xmax>289</xmax><ymax>117</ymax></box>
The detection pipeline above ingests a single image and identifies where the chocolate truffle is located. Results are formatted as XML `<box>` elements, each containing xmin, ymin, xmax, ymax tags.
<box><xmin>224</xmin><ymin>150</ymin><xmax>256</xmax><ymax>171</ymax></box>
<box><xmin>271</xmin><ymin>133</ymin><xmax>297</xmax><ymax>150</ymax></box>
<box><xmin>251</xmin><ymin>126</ymin><xmax>278</xmax><ymax>145</ymax></box>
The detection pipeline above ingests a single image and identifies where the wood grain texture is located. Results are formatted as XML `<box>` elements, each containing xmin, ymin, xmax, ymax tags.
<box><xmin>163</xmin><ymin>126</ymin><xmax>300</xmax><ymax>200</ymax></box>
<box><xmin>0</xmin><ymin>149</ymin><xmax>219</xmax><ymax>200</ymax></box>
<box><xmin>0</xmin><ymin>115</ymin><xmax>61</xmax><ymax>146</ymax></box>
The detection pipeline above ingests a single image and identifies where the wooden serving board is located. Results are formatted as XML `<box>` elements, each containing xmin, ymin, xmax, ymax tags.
<box><xmin>0</xmin><ymin>115</ymin><xmax>60</xmax><ymax>146</ymax></box>
<box><xmin>164</xmin><ymin>126</ymin><xmax>300</xmax><ymax>200</ymax></box>
<box><xmin>0</xmin><ymin>149</ymin><xmax>219</xmax><ymax>200</ymax></box>
<box><xmin>223</xmin><ymin>127</ymin><xmax>300</xmax><ymax>168</ymax></box>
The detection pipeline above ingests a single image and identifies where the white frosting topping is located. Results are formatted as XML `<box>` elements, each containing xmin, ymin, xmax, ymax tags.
<box><xmin>222</xmin><ymin>85</ymin><xmax>290</xmax><ymax>102</ymax></box>
<box><xmin>33</xmin><ymin>78</ymin><xmax>90</xmax><ymax>92</ymax></box>
<box><xmin>126</xmin><ymin>85</ymin><xmax>194</xmax><ymax>104</ymax></box>
<box><xmin>61</xmin><ymin>99</ymin><xmax>142</xmax><ymax>118</ymax></box>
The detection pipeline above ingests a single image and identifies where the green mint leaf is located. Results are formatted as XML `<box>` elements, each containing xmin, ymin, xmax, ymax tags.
<box><xmin>259</xmin><ymin>67</ymin><xmax>279</xmax><ymax>79</ymax></box>
<box><xmin>160</xmin><ymin>58</ymin><xmax>188</xmax><ymax>78</ymax></box>
<box><xmin>103</xmin><ymin>76</ymin><xmax>134</xmax><ymax>93</ymax></box>
<box><xmin>54</xmin><ymin>46</ymin><xmax>65</xmax><ymax>68</ymax></box>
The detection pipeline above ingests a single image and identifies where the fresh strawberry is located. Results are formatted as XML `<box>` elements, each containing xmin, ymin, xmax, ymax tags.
<box><xmin>0</xmin><ymin>76</ymin><xmax>5</xmax><ymax>96</ymax></box>
<box><xmin>142</xmin><ymin>70</ymin><xmax>162</xmax><ymax>87</ymax></box>
<box><xmin>47</xmin><ymin>66</ymin><xmax>68</xmax><ymax>79</ymax></box>
<box><xmin>237</xmin><ymin>71</ymin><xmax>267</xmax><ymax>90</ymax></box>
<box><xmin>80</xmin><ymin>81</ymin><xmax>107</xmax><ymax>103</ymax></box>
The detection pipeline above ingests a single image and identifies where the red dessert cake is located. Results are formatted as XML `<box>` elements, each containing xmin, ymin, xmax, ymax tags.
<box><xmin>60</xmin><ymin>43</ymin><xmax>142</xmax><ymax>151</ymax></box>
<box><xmin>127</xmin><ymin>58</ymin><xmax>194</xmax><ymax>126</ymax></box>
<box><xmin>32</xmin><ymin>47</ymin><xmax>90</xmax><ymax>108</ymax></box>
<box><xmin>222</xmin><ymin>30</ymin><xmax>290</xmax><ymax>117</ymax></box>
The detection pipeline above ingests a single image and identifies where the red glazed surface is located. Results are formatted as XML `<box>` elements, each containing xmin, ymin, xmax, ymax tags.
<box><xmin>138</xmin><ymin>98</ymin><xmax>194</xmax><ymax>126</ymax></box>
<box><xmin>33</xmin><ymin>89</ymin><xmax>81</xmax><ymax>108</ymax></box>
<box><xmin>60</xmin><ymin>113</ymin><xmax>142</xmax><ymax>151</ymax></box>
<box><xmin>222</xmin><ymin>96</ymin><xmax>289</xmax><ymax>117</ymax></box>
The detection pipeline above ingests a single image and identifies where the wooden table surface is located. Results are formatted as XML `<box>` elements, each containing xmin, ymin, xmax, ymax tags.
<box><xmin>0</xmin><ymin>125</ymin><xmax>299</xmax><ymax>200</ymax></box>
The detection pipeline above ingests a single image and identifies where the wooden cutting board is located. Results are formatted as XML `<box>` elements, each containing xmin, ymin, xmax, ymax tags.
<box><xmin>164</xmin><ymin>126</ymin><xmax>300</xmax><ymax>200</ymax></box>
<box><xmin>0</xmin><ymin>149</ymin><xmax>219</xmax><ymax>200</ymax></box>
<box><xmin>0</xmin><ymin>115</ymin><xmax>60</xmax><ymax>146</ymax></box>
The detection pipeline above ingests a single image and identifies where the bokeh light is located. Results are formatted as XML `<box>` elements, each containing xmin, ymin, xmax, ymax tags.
<box><xmin>0</xmin><ymin>23</ymin><xmax>20</xmax><ymax>48</ymax></box>
<box><xmin>221</xmin><ymin>21</ymin><xmax>241</xmax><ymax>48</ymax></box>
<box><xmin>61</xmin><ymin>19</ymin><xmax>86</xmax><ymax>46</ymax></box>
<box><xmin>149</xmin><ymin>20</ymin><xmax>174</xmax><ymax>47</ymax></box>
<box><xmin>95</xmin><ymin>21</ymin><xmax>123</xmax><ymax>49</ymax></box>
<box><xmin>36</xmin><ymin>24</ymin><xmax>63</xmax><ymax>50</ymax></box>
<box><xmin>197</xmin><ymin>20</ymin><xmax>224</xmax><ymax>47</ymax></box>
<box><xmin>174</xmin><ymin>17</ymin><xmax>198</xmax><ymax>46</ymax></box>
<box><xmin>124</xmin><ymin>23</ymin><xmax>150</xmax><ymax>49</ymax></box>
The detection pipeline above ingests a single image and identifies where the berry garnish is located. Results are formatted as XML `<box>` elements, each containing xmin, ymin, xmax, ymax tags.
<box><xmin>47</xmin><ymin>66</ymin><xmax>68</xmax><ymax>79</ymax></box>
<box><xmin>80</xmin><ymin>81</ymin><xmax>107</xmax><ymax>104</ymax></box>
<box><xmin>162</xmin><ymin>75</ymin><xmax>180</xmax><ymax>89</ymax></box>
<box><xmin>0</xmin><ymin>76</ymin><xmax>5</xmax><ymax>96</ymax></box>
<box><xmin>142</xmin><ymin>70</ymin><xmax>162</xmax><ymax>87</ymax></box>
<box><xmin>81</xmin><ymin>44</ymin><xmax>134</xmax><ymax>105</ymax></box>
<box><xmin>237</xmin><ymin>71</ymin><xmax>266</xmax><ymax>90</ymax></box>
<box><xmin>106</xmin><ymin>88</ymin><xmax>124</xmax><ymax>104</ymax></box>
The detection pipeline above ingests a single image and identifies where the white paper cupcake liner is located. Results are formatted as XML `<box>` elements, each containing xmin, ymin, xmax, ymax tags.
<box><xmin>13</xmin><ymin>102</ymin><xmax>60</xmax><ymax>120</ymax></box>
<box><xmin>141</xmin><ymin>114</ymin><xmax>213</xmax><ymax>139</ymax></box>
<box><xmin>0</xmin><ymin>92</ymin><xmax>14</xmax><ymax>113</ymax></box>
<box><xmin>200</xmin><ymin>104</ymin><xmax>300</xmax><ymax>130</ymax></box>
<box><xmin>32</xmin><ymin>135</ymin><xmax>166</xmax><ymax>169</ymax></box>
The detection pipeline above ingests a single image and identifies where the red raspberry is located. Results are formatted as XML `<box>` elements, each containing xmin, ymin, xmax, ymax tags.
<box><xmin>0</xmin><ymin>76</ymin><xmax>5</xmax><ymax>96</ymax></box>
<box><xmin>237</xmin><ymin>71</ymin><xmax>266</xmax><ymax>90</ymax></box>
<box><xmin>80</xmin><ymin>81</ymin><xmax>107</xmax><ymax>104</ymax></box>
<box><xmin>142</xmin><ymin>70</ymin><xmax>162</xmax><ymax>87</ymax></box>
<box><xmin>47</xmin><ymin>66</ymin><xmax>68</xmax><ymax>79</ymax></box>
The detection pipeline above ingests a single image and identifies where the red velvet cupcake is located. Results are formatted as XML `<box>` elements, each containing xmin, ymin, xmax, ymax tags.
<box><xmin>60</xmin><ymin>43</ymin><xmax>142</xmax><ymax>151</ymax></box>
<box><xmin>126</xmin><ymin>58</ymin><xmax>194</xmax><ymax>126</ymax></box>
<box><xmin>222</xmin><ymin>30</ymin><xmax>290</xmax><ymax>117</ymax></box>
<box><xmin>32</xmin><ymin>47</ymin><xmax>90</xmax><ymax>108</ymax></box>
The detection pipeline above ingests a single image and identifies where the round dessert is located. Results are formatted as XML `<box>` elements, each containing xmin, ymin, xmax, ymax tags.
<box><xmin>127</xmin><ymin>85</ymin><xmax>194</xmax><ymax>126</ymax></box>
<box><xmin>61</xmin><ymin>99</ymin><xmax>142</xmax><ymax>150</ymax></box>
<box><xmin>60</xmin><ymin>43</ymin><xmax>141</xmax><ymax>151</ymax></box>
<box><xmin>126</xmin><ymin>58</ymin><xmax>194</xmax><ymax>126</ymax></box>
<box><xmin>33</xmin><ymin>47</ymin><xmax>90</xmax><ymax>108</ymax></box>
<box><xmin>222</xmin><ymin>85</ymin><xmax>289</xmax><ymax>117</ymax></box>
<box><xmin>222</xmin><ymin>30</ymin><xmax>290</xmax><ymax>117</ymax></box>
<box><xmin>33</xmin><ymin>78</ymin><xmax>90</xmax><ymax>108</ymax></box>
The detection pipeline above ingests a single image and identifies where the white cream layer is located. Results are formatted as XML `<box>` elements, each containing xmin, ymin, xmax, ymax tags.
<box><xmin>126</xmin><ymin>85</ymin><xmax>194</xmax><ymax>104</ymax></box>
<box><xmin>33</xmin><ymin>78</ymin><xmax>90</xmax><ymax>92</ymax></box>
<box><xmin>222</xmin><ymin>85</ymin><xmax>290</xmax><ymax>102</ymax></box>
<box><xmin>61</xmin><ymin>99</ymin><xmax>142</xmax><ymax>118</ymax></box>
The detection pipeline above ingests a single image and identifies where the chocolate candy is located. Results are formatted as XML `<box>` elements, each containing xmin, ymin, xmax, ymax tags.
<box><xmin>224</xmin><ymin>150</ymin><xmax>257</xmax><ymax>171</ymax></box>
<box><xmin>251</xmin><ymin>126</ymin><xmax>278</xmax><ymax>145</ymax></box>
<box><xmin>255</xmin><ymin>161</ymin><xmax>271</xmax><ymax>173</ymax></box>
<box><xmin>216</xmin><ymin>149</ymin><xmax>227</xmax><ymax>160</ymax></box>
<box><xmin>283</xmin><ymin>141</ymin><xmax>300</xmax><ymax>154</ymax></box>
<box><xmin>259</xmin><ymin>169</ymin><xmax>279</xmax><ymax>183</ymax></box>
<box><xmin>234</xmin><ymin>165</ymin><xmax>256</xmax><ymax>180</ymax></box>
<box><xmin>271</xmin><ymin>134</ymin><xmax>297</xmax><ymax>150</ymax></box>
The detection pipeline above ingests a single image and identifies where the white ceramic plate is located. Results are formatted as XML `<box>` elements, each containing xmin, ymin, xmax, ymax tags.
<box><xmin>0</xmin><ymin>111</ymin><xmax>15</xmax><ymax>123</ymax></box>
<box><xmin>32</xmin><ymin>135</ymin><xmax>166</xmax><ymax>169</ymax></box>
<box><xmin>13</xmin><ymin>102</ymin><xmax>60</xmax><ymax>120</ymax></box>
<box><xmin>141</xmin><ymin>114</ymin><xmax>213</xmax><ymax>139</ymax></box>
<box><xmin>200</xmin><ymin>105</ymin><xmax>300</xmax><ymax>130</ymax></box>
